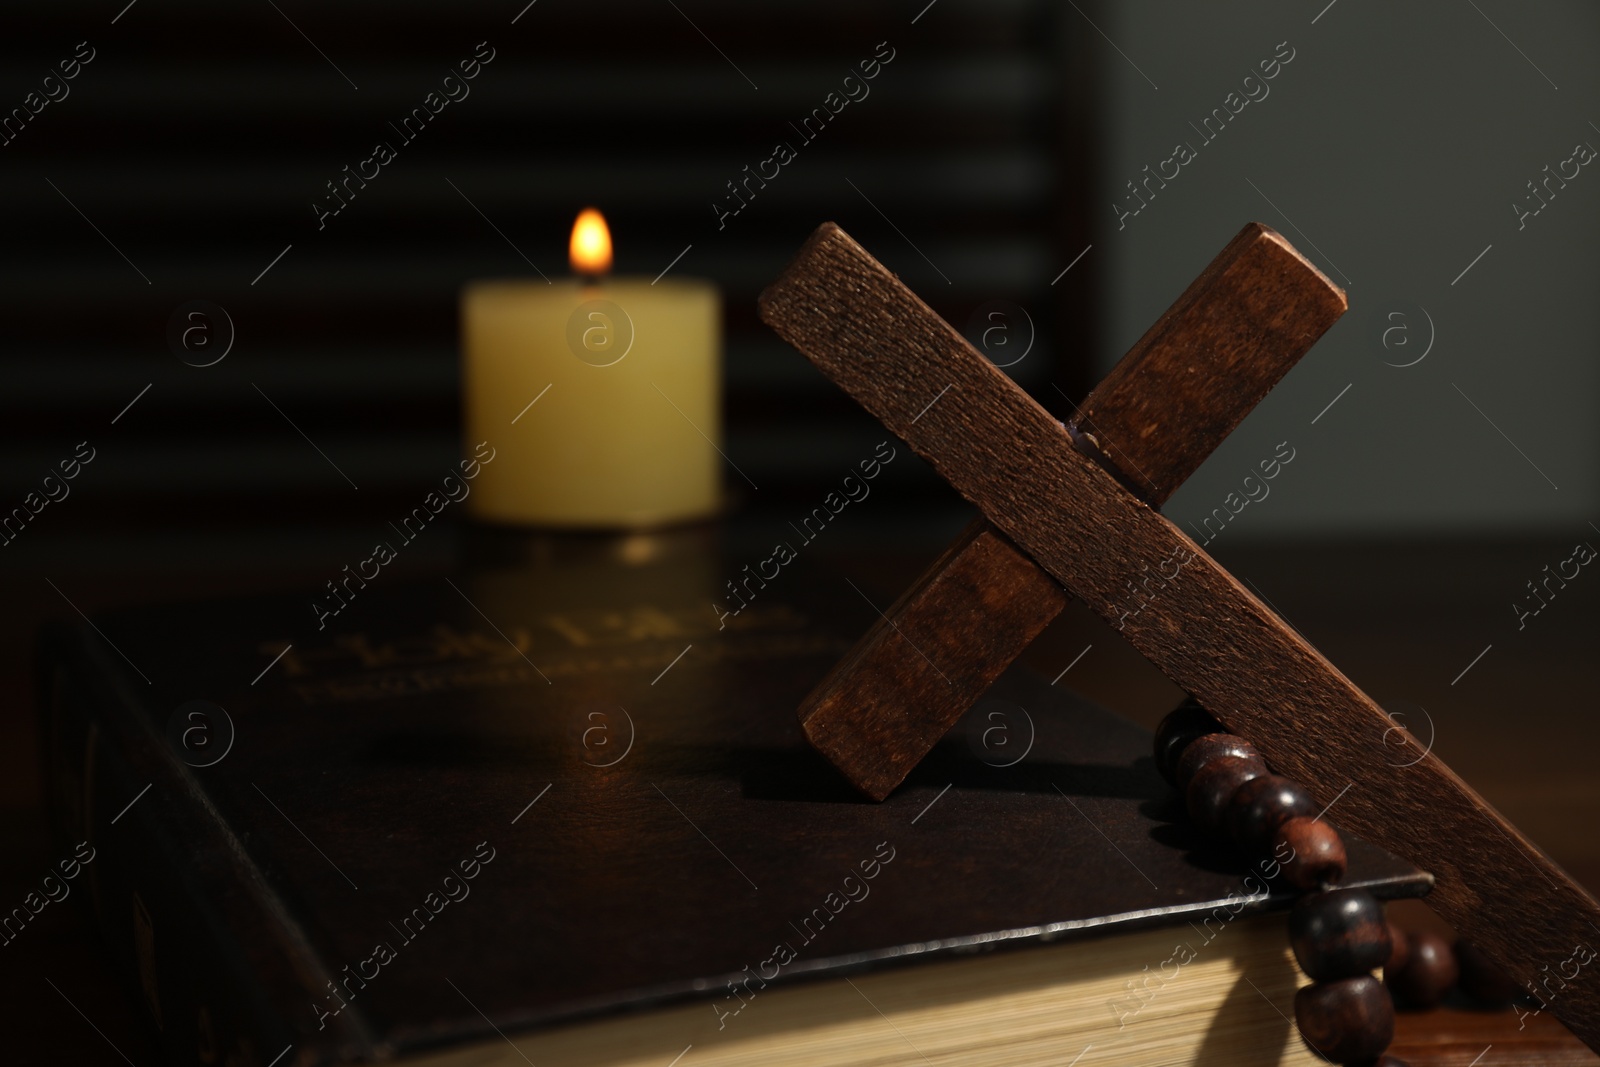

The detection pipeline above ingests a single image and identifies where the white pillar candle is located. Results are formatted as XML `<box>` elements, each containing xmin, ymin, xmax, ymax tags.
<box><xmin>461</xmin><ymin>209</ymin><xmax>723</xmax><ymax>527</ymax></box>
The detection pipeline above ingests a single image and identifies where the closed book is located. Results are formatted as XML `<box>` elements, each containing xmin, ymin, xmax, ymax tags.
<box><xmin>38</xmin><ymin>548</ymin><xmax>1429</xmax><ymax>1067</ymax></box>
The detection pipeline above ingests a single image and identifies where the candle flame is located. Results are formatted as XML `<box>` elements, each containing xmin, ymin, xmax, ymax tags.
<box><xmin>570</xmin><ymin>207</ymin><xmax>612</xmax><ymax>276</ymax></box>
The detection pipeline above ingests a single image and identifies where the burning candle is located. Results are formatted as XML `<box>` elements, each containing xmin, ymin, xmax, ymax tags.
<box><xmin>460</xmin><ymin>209</ymin><xmax>723</xmax><ymax>527</ymax></box>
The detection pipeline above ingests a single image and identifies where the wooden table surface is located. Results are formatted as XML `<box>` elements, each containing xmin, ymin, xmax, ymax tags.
<box><xmin>2</xmin><ymin>530</ymin><xmax>1595</xmax><ymax>1066</ymax></box>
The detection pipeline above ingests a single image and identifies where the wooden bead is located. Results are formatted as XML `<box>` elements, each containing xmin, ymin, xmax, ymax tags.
<box><xmin>1384</xmin><ymin>922</ymin><xmax>1409</xmax><ymax>974</ymax></box>
<box><xmin>1175</xmin><ymin>732</ymin><xmax>1262</xmax><ymax>792</ymax></box>
<box><xmin>1153</xmin><ymin>700</ymin><xmax>1221</xmax><ymax>786</ymax></box>
<box><xmin>1294</xmin><ymin>974</ymin><xmax>1394</xmax><ymax>1064</ymax></box>
<box><xmin>1227</xmin><ymin>773</ymin><xmax>1317</xmax><ymax>854</ymax></box>
<box><xmin>1386</xmin><ymin>930</ymin><xmax>1458</xmax><ymax>1009</ymax></box>
<box><xmin>1290</xmin><ymin>888</ymin><xmax>1392</xmax><ymax>982</ymax></box>
<box><xmin>1186</xmin><ymin>754</ymin><xmax>1268</xmax><ymax>834</ymax></box>
<box><xmin>1456</xmin><ymin>939</ymin><xmax>1520</xmax><ymax>1005</ymax></box>
<box><xmin>1272</xmin><ymin>816</ymin><xmax>1348</xmax><ymax>891</ymax></box>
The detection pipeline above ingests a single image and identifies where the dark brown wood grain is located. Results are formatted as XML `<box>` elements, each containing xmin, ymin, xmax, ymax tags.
<box><xmin>1391</xmin><ymin>931</ymin><xmax>1464</xmax><ymax>1010</ymax></box>
<box><xmin>784</xmin><ymin>222</ymin><xmax>1346</xmax><ymax>801</ymax></box>
<box><xmin>1393</xmin><ymin>1007</ymin><xmax>1600</xmax><ymax>1067</ymax></box>
<box><xmin>797</xmin><ymin>517</ymin><xmax>1068</xmax><ymax>800</ymax></box>
<box><xmin>1288</xmin><ymin>887</ymin><xmax>1393</xmax><ymax>983</ymax></box>
<box><xmin>1071</xmin><ymin>223</ymin><xmax>1345</xmax><ymax>503</ymax></box>
<box><xmin>1294</xmin><ymin>975</ymin><xmax>1395</xmax><ymax>1064</ymax></box>
<box><xmin>758</xmin><ymin>221</ymin><xmax>1600</xmax><ymax>1052</ymax></box>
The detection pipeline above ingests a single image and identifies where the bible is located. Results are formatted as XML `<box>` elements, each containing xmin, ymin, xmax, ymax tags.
<box><xmin>38</xmin><ymin>548</ymin><xmax>1428</xmax><ymax>1066</ymax></box>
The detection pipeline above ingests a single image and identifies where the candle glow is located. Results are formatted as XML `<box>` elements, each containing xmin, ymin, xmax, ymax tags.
<box><xmin>569</xmin><ymin>208</ymin><xmax>613</xmax><ymax>276</ymax></box>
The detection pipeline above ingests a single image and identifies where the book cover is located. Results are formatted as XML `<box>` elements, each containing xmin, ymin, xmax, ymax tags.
<box><xmin>38</xmin><ymin>549</ymin><xmax>1429</xmax><ymax>1066</ymax></box>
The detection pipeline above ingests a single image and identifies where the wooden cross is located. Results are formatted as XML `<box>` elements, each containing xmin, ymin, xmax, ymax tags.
<box><xmin>779</xmin><ymin>222</ymin><xmax>1336</xmax><ymax>802</ymax></box>
<box><xmin>759</xmin><ymin>221</ymin><xmax>1600</xmax><ymax>1051</ymax></box>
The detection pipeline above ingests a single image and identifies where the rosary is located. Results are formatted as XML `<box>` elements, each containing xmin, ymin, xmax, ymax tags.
<box><xmin>1158</xmin><ymin>700</ymin><xmax>1526</xmax><ymax>1065</ymax></box>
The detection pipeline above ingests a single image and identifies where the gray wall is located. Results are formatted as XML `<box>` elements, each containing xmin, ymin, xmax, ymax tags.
<box><xmin>1103</xmin><ymin>0</ymin><xmax>1598</xmax><ymax>537</ymax></box>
